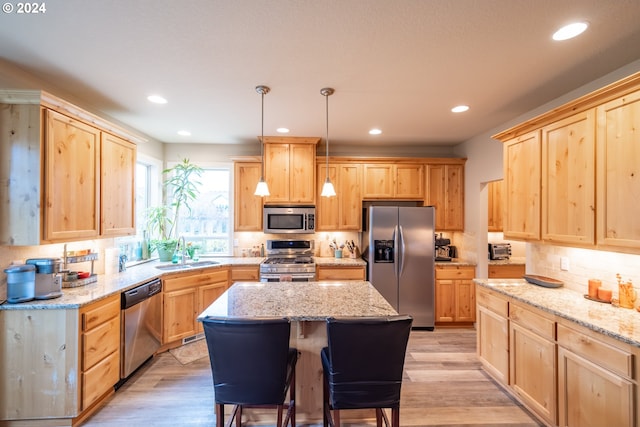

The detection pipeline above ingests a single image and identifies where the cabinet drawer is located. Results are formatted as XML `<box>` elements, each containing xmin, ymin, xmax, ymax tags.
<box><xmin>557</xmin><ymin>323</ymin><xmax>633</xmax><ymax>378</ymax></box>
<box><xmin>317</xmin><ymin>266</ymin><xmax>366</xmax><ymax>280</ymax></box>
<box><xmin>83</xmin><ymin>315</ymin><xmax>120</xmax><ymax>370</ymax></box>
<box><xmin>488</xmin><ymin>264</ymin><xmax>526</xmax><ymax>279</ymax></box>
<box><xmin>476</xmin><ymin>288</ymin><xmax>508</xmax><ymax>317</ymax></box>
<box><xmin>82</xmin><ymin>294</ymin><xmax>120</xmax><ymax>331</ymax></box>
<box><xmin>82</xmin><ymin>350</ymin><xmax>120</xmax><ymax>410</ymax></box>
<box><xmin>231</xmin><ymin>266</ymin><xmax>259</xmax><ymax>281</ymax></box>
<box><xmin>164</xmin><ymin>268</ymin><xmax>229</xmax><ymax>292</ymax></box>
<box><xmin>509</xmin><ymin>302</ymin><xmax>555</xmax><ymax>340</ymax></box>
<box><xmin>436</xmin><ymin>266</ymin><xmax>475</xmax><ymax>280</ymax></box>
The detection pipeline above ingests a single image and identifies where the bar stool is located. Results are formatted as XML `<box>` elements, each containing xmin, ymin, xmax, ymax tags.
<box><xmin>202</xmin><ymin>317</ymin><xmax>298</xmax><ymax>427</ymax></box>
<box><xmin>321</xmin><ymin>315</ymin><xmax>413</xmax><ymax>427</ymax></box>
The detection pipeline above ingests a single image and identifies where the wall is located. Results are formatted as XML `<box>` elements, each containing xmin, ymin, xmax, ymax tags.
<box><xmin>455</xmin><ymin>58</ymin><xmax>640</xmax><ymax>295</ymax></box>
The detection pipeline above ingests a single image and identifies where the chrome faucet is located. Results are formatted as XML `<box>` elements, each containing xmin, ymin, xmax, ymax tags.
<box><xmin>177</xmin><ymin>236</ymin><xmax>187</xmax><ymax>265</ymax></box>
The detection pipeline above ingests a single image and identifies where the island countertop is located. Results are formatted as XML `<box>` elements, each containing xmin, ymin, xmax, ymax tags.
<box><xmin>197</xmin><ymin>280</ymin><xmax>397</xmax><ymax>321</ymax></box>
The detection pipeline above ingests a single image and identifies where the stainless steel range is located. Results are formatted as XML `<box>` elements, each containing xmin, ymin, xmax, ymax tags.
<box><xmin>260</xmin><ymin>239</ymin><xmax>316</xmax><ymax>282</ymax></box>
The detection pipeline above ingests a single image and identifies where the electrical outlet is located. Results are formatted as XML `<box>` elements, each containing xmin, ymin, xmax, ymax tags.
<box><xmin>560</xmin><ymin>256</ymin><xmax>570</xmax><ymax>271</ymax></box>
<box><xmin>233</xmin><ymin>239</ymin><xmax>239</xmax><ymax>247</ymax></box>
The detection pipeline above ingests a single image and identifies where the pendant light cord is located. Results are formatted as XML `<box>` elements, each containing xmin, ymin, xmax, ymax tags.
<box><xmin>261</xmin><ymin>90</ymin><xmax>265</xmax><ymax>180</ymax></box>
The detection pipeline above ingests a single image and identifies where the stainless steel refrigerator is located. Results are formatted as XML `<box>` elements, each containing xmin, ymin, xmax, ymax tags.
<box><xmin>364</xmin><ymin>206</ymin><xmax>435</xmax><ymax>329</ymax></box>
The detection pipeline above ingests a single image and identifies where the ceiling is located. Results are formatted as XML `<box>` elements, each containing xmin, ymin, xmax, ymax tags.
<box><xmin>1</xmin><ymin>1</ymin><xmax>640</xmax><ymax>147</ymax></box>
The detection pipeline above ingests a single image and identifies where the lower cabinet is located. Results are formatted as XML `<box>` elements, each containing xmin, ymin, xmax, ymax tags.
<box><xmin>316</xmin><ymin>265</ymin><xmax>366</xmax><ymax>281</ymax></box>
<box><xmin>230</xmin><ymin>265</ymin><xmax>260</xmax><ymax>284</ymax></box>
<box><xmin>488</xmin><ymin>263</ymin><xmax>526</xmax><ymax>278</ymax></box>
<box><xmin>435</xmin><ymin>265</ymin><xmax>476</xmax><ymax>324</ymax></box>
<box><xmin>80</xmin><ymin>293</ymin><xmax>121</xmax><ymax>411</ymax></box>
<box><xmin>163</xmin><ymin>268</ymin><xmax>229</xmax><ymax>343</ymax></box>
<box><xmin>476</xmin><ymin>287</ymin><xmax>510</xmax><ymax>384</ymax></box>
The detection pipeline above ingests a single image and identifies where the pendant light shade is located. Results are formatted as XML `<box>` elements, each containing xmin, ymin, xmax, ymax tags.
<box><xmin>254</xmin><ymin>85</ymin><xmax>270</xmax><ymax>197</ymax></box>
<box><xmin>320</xmin><ymin>87</ymin><xmax>336</xmax><ymax>197</ymax></box>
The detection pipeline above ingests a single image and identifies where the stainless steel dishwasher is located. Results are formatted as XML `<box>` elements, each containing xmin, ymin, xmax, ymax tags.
<box><xmin>120</xmin><ymin>278</ymin><xmax>163</xmax><ymax>381</ymax></box>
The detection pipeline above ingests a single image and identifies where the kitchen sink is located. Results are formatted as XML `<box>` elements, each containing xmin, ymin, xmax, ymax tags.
<box><xmin>155</xmin><ymin>260</ymin><xmax>219</xmax><ymax>271</ymax></box>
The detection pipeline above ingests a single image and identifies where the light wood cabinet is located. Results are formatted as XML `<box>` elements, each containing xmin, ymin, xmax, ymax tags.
<box><xmin>233</xmin><ymin>161</ymin><xmax>263</xmax><ymax>231</ymax></box>
<box><xmin>503</xmin><ymin>130</ymin><xmax>541</xmax><ymax>240</ymax></box>
<box><xmin>316</xmin><ymin>163</ymin><xmax>362</xmax><ymax>230</ymax></box>
<box><xmin>230</xmin><ymin>265</ymin><xmax>260</xmax><ymax>284</ymax></box>
<box><xmin>316</xmin><ymin>265</ymin><xmax>366</xmax><ymax>281</ymax></box>
<box><xmin>509</xmin><ymin>302</ymin><xmax>556</xmax><ymax>425</ymax></box>
<box><xmin>596</xmin><ymin>89</ymin><xmax>640</xmax><ymax>251</ymax></box>
<box><xmin>487</xmin><ymin>180</ymin><xmax>503</xmax><ymax>232</ymax></box>
<box><xmin>435</xmin><ymin>265</ymin><xmax>475</xmax><ymax>324</ymax></box>
<box><xmin>263</xmin><ymin>136</ymin><xmax>318</xmax><ymax>205</ymax></box>
<box><xmin>488</xmin><ymin>263</ymin><xmax>525</xmax><ymax>279</ymax></box>
<box><xmin>476</xmin><ymin>286</ymin><xmax>509</xmax><ymax>384</ymax></box>
<box><xmin>80</xmin><ymin>294</ymin><xmax>121</xmax><ymax>411</ymax></box>
<box><xmin>362</xmin><ymin>163</ymin><xmax>424</xmax><ymax>199</ymax></box>
<box><xmin>44</xmin><ymin>109</ymin><xmax>101</xmax><ymax>242</ymax></box>
<box><xmin>426</xmin><ymin>164</ymin><xmax>464</xmax><ymax>231</ymax></box>
<box><xmin>162</xmin><ymin>268</ymin><xmax>229</xmax><ymax>343</ymax></box>
<box><xmin>101</xmin><ymin>132</ymin><xmax>136</xmax><ymax>236</ymax></box>
<box><xmin>557</xmin><ymin>323</ymin><xmax>634</xmax><ymax>427</ymax></box>
<box><xmin>541</xmin><ymin>110</ymin><xmax>596</xmax><ymax>245</ymax></box>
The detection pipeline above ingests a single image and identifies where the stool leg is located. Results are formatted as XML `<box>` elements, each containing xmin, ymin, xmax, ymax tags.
<box><xmin>376</xmin><ymin>408</ymin><xmax>383</xmax><ymax>427</ymax></box>
<box><xmin>236</xmin><ymin>405</ymin><xmax>242</xmax><ymax>427</ymax></box>
<box><xmin>216</xmin><ymin>403</ymin><xmax>224</xmax><ymax>427</ymax></box>
<box><xmin>392</xmin><ymin>407</ymin><xmax>400</xmax><ymax>427</ymax></box>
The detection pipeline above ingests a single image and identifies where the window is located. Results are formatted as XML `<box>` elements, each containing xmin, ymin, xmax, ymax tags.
<box><xmin>169</xmin><ymin>164</ymin><xmax>233</xmax><ymax>256</ymax></box>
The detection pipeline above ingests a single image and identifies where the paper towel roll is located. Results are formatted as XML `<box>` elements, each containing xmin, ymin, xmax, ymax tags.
<box><xmin>105</xmin><ymin>248</ymin><xmax>119</xmax><ymax>275</ymax></box>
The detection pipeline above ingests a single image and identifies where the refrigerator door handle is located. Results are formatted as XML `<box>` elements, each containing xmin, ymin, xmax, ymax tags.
<box><xmin>393</xmin><ymin>225</ymin><xmax>400</xmax><ymax>279</ymax></box>
<box><xmin>398</xmin><ymin>225</ymin><xmax>406</xmax><ymax>277</ymax></box>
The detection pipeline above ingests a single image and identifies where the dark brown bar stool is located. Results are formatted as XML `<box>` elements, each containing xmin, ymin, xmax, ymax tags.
<box><xmin>321</xmin><ymin>315</ymin><xmax>413</xmax><ymax>427</ymax></box>
<box><xmin>202</xmin><ymin>317</ymin><xmax>298</xmax><ymax>427</ymax></box>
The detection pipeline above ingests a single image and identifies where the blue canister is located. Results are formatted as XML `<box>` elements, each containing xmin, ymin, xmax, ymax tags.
<box><xmin>4</xmin><ymin>264</ymin><xmax>36</xmax><ymax>303</ymax></box>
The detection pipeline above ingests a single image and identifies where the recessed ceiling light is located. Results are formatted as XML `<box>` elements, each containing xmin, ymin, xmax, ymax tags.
<box><xmin>552</xmin><ymin>22</ymin><xmax>588</xmax><ymax>41</ymax></box>
<box><xmin>147</xmin><ymin>95</ymin><xmax>168</xmax><ymax>104</ymax></box>
<box><xmin>451</xmin><ymin>105</ymin><xmax>469</xmax><ymax>113</ymax></box>
<box><xmin>369</xmin><ymin>128</ymin><xmax>382</xmax><ymax>135</ymax></box>
<box><xmin>277</xmin><ymin>127</ymin><xmax>290</xmax><ymax>133</ymax></box>
<box><xmin>177</xmin><ymin>130</ymin><xmax>191</xmax><ymax>136</ymax></box>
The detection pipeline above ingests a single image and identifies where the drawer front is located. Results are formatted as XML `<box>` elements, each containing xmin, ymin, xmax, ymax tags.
<box><xmin>476</xmin><ymin>288</ymin><xmax>508</xmax><ymax>317</ymax></box>
<box><xmin>488</xmin><ymin>264</ymin><xmax>526</xmax><ymax>279</ymax></box>
<box><xmin>83</xmin><ymin>315</ymin><xmax>121</xmax><ymax>370</ymax></box>
<box><xmin>82</xmin><ymin>294</ymin><xmax>120</xmax><ymax>331</ymax></box>
<box><xmin>231</xmin><ymin>266</ymin><xmax>259</xmax><ymax>281</ymax></box>
<box><xmin>557</xmin><ymin>323</ymin><xmax>633</xmax><ymax>378</ymax></box>
<box><xmin>164</xmin><ymin>268</ymin><xmax>229</xmax><ymax>292</ymax></box>
<box><xmin>317</xmin><ymin>266</ymin><xmax>366</xmax><ymax>280</ymax></box>
<box><xmin>81</xmin><ymin>350</ymin><xmax>120</xmax><ymax>410</ymax></box>
<box><xmin>436</xmin><ymin>266</ymin><xmax>475</xmax><ymax>280</ymax></box>
<box><xmin>509</xmin><ymin>302</ymin><xmax>555</xmax><ymax>340</ymax></box>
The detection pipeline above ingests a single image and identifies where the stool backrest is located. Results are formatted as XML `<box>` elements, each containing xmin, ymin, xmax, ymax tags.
<box><xmin>202</xmin><ymin>317</ymin><xmax>291</xmax><ymax>405</ymax></box>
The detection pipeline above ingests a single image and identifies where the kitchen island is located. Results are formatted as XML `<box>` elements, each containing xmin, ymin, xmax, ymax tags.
<box><xmin>197</xmin><ymin>280</ymin><xmax>397</xmax><ymax>423</ymax></box>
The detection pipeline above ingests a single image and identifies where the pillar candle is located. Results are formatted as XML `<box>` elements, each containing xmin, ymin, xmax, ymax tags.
<box><xmin>597</xmin><ymin>287</ymin><xmax>612</xmax><ymax>302</ymax></box>
<box><xmin>588</xmin><ymin>279</ymin><xmax>601</xmax><ymax>298</ymax></box>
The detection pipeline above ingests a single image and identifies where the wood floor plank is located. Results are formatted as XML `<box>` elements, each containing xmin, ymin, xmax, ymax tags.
<box><xmin>82</xmin><ymin>328</ymin><xmax>544</xmax><ymax>427</ymax></box>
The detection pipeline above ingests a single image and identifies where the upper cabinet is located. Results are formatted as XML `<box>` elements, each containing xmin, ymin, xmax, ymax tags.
<box><xmin>494</xmin><ymin>71</ymin><xmax>640</xmax><ymax>254</ymax></box>
<box><xmin>233</xmin><ymin>161</ymin><xmax>263</xmax><ymax>231</ymax></box>
<box><xmin>0</xmin><ymin>91</ymin><xmax>141</xmax><ymax>245</ymax></box>
<box><xmin>263</xmin><ymin>136</ymin><xmax>319</xmax><ymax>205</ymax></box>
<box><xmin>425</xmin><ymin>162</ymin><xmax>465</xmax><ymax>231</ymax></box>
<box><xmin>487</xmin><ymin>180</ymin><xmax>503</xmax><ymax>232</ymax></box>
<box><xmin>362</xmin><ymin>163</ymin><xmax>424</xmax><ymax>199</ymax></box>
<box><xmin>316</xmin><ymin>162</ymin><xmax>362</xmax><ymax>231</ymax></box>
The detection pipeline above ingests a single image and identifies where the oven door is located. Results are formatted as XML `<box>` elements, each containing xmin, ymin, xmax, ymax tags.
<box><xmin>260</xmin><ymin>273</ymin><xmax>316</xmax><ymax>282</ymax></box>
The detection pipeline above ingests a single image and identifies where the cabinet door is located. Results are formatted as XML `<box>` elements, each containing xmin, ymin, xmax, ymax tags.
<box><xmin>44</xmin><ymin>110</ymin><xmax>100</xmax><ymax>241</ymax></box>
<box><xmin>316</xmin><ymin>164</ymin><xmax>339</xmax><ymax>230</ymax></box>
<box><xmin>510</xmin><ymin>323</ymin><xmax>556</xmax><ymax>425</ymax></box>
<box><xmin>596</xmin><ymin>90</ymin><xmax>640</xmax><ymax>250</ymax></box>
<box><xmin>197</xmin><ymin>281</ymin><xmax>228</xmax><ymax>333</ymax></box>
<box><xmin>264</xmin><ymin>143</ymin><xmax>290</xmax><ymax>203</ymax></box>
<box><xmin>289</xmin><ymin>143</ymin><xmax>316</xmax><ymax>203</ymax></box>
<box><xmin>101</xmin><ymin>132</ymin><xmax>136</xmax><ymax>237</ymax></box>
<box><xmin>395</xmin><ymin>164</ymin><xmax>424</xmax><ymax>198</ymax></box>
<box><xmin>503</xmin><ymin>131</ymin><xmax>541</xmax><ymax>240</ymax></box>
<box><xmin>316</xmin><ymin>265</ymin><xmax>366</xmax><ymax>281</ymax></box>
<box><xmin>435</xmin><ymin>279</ymin><xmax>455</xmax><ymax>322</ymax></box>
<box><xmin>487</xmin><ymin>180</ymin><xmax>503</xmax><ymax>232</ymax></box>
<box><xmin>337</xmin><ymin>163</ymin><xmax>362</xmax><ymax>229</ymax></box>
<box><xmin>230</xmin><ymin>265</ymin><xmax>260</xmax><ymax>284</ymax></box>
<box><xmin>363</xmin><ymin>164</ymin><xmax>394</xmax><ymax>198</ymax></box>
<box><xmin>426</xmin><ymin>164</ymin><xmax>464</xmax><ymax>231</ymax></box>
<box><xmin>234</xmin><ymin>162</ymin><xmax>263</xmax><ymax>231</ymax></box>
<box><xmin>163</xmin><ymin>288</ymin><xmax>198</xmax><ymax>343</ymax></box>
<box><xmin>455</xmin><ymin>279</ymin><xmax>475</xmax><ymax>322</ymax></box>
<box><xmin>558</xmin><ymin>347</ymin><xmax>633</xmax><ymax>427</ymax></box>
<box><xmin>541</xmin><ymin>111</ymin><xmax>595</xmax><ymax>245</ymax></box>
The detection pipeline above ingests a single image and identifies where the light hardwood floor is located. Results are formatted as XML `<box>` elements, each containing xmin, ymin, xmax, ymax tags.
<box><xmin>83</xmin><ymin>328</ymin><xmax>544</xmax><ymax>426</ymax></box>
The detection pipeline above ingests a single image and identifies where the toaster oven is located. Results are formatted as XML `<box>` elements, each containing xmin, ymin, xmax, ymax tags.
<box><xmin>488</xmin><ymin>243</ymin><xmax>511</xmax><ymax>260</ymax></box>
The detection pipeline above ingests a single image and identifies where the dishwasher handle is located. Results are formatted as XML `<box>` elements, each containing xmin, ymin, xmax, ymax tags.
<box><xmin>121</xmin><ymin>278</ymin><xmax>162</xmax><ymax>309</ymax></box>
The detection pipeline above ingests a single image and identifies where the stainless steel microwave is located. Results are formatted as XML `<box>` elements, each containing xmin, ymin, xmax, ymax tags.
<box><xmin>263</xmin><ymin>206</ymin><xmax>315</xmax><ymax>234</ymax></box>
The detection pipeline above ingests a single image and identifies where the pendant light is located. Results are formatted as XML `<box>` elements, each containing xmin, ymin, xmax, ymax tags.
<box><xmin>320</xmin><ymin>87</ymin><xmax>336</xmax><ymax>197</ymax></box>
<box><xmin>254</xmin><ymin>85</ymin><xmax>270</xmax><ymax>197</ymax></box>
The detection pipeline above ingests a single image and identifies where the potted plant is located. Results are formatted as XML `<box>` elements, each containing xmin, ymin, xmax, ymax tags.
<box><xmin>147</xmin><ymin>158</ymin><xmax>203</xmax><ymax>261</ymax></box>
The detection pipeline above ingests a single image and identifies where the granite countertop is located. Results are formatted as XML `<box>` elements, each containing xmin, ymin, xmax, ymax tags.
<box><xmin>435</xmin><ymin>259</ymin><xmax>477</xmax><ymax>267</ymax></box>
<box><xmin>0</xmin><ymin>257</ymin><xmax>265</xmax><ymax>311</ymax></box>
<box><xmin>197</xmin><ymin>280</ymin><xmax>397</xmax><ymax>321</ymax></box>
<box><xmin>488</xmin><ymin>257</ymin><xmax>526</xmax><ymax>266</ymax></box>
<box><xmin>314</xmin><ymin>257</ymin><xmax>366</xmax><ymax>266</ymax></box>
<box><xmin>474</xmin><ymin>279</ymin><xmax>640</xmax><ymax>348</ymax></box>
